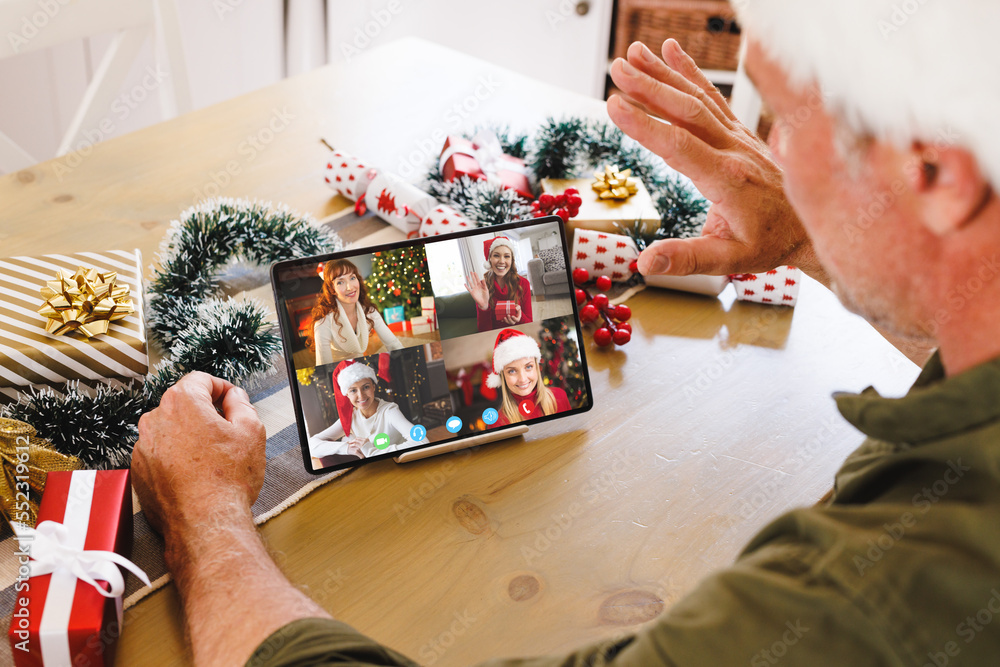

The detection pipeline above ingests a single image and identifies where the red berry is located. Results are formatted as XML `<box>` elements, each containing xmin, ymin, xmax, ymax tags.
<box><xmin>628</xmin><ymin>260</ymin><xmax>639</xmax><ymax>273</ymax></box>
<box><xmin>564</xmin><ymin>187</ymin><xmax>579</xmax><ymax>196</ymax></box>
<box><xmin>566</xmin><ymin>205</ymin><xmax>580</xmax><ymax>217</ymax></box>
<box><xmin>538</xmin><ymin>193</ymin><xmax>555</xmax><ymax>208</ymax></box>
<box><xmin>595</xmin><ymin>275</ymin><xmax>613</xmax><ymax>291</ymax></box>
<box><xmin>617</xmin><ymin>322</ymin><xmax>632</xmax><ymax>334</ymax></box>
<box><xmin>594</xmin><ymin>327</ymin><xmax>613</xmax><ymax>346</ymax></box>
<box><xmin>575</xmin><ymin>288</ymin><xmax>586</xmax><ymax>305</ymax></box>
<box><xmin>556</xmin><ymin>208</ymin><xmax>570</xmax><ymax>222</ymax></box>
<box><xmin>567</xmin><ymin>195</ymin><xmax>583</xmax><ymax>207</ymax></box>
<box><xmin>612</xmin><ymin>328</ymin><xmax>631</xmax><ymax>345</ymax></box>
<box><xmin>580</xmin><ymin>304</ymin><xmax>599</xmax><ymax>322</ymax></box>
<box><xmin>591</xmin><ymin>293</ymin><xmax>610</xmax><ymax>311</ymax></box>
<box><xmin>572</xmin><ymin>267</ymin><xmax>590</xmax><ymax>285</ymax></box>
<box><xmin>555</xmin><ymin>194</ymin><xmax>567</xmax><ymax>207</ymax></box>
<box><xmin>531</xmin><ymin>200</ymin><xmax>540</xmax><ymax>209</ymax></box>
<box><xmin>613</xmin><ymin>304</ymin><xmax>632</xmax><ymax>322</ymax></box>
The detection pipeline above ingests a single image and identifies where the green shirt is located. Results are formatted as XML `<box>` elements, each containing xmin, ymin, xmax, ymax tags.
<box><xmin>248</xmin><ymin>353</ymin><xmax>1000</xmax><ymax>666</ymax></box>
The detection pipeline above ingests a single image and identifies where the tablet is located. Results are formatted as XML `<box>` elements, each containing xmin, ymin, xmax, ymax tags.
<box><xmin>271</xmin><ymin>215</ymin><xmax>593</xmax><ymax>474</ymax></box>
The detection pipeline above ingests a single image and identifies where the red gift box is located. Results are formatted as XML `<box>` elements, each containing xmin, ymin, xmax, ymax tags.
<box><xmin>387</xmin><ymin>320</ymin><xmax>411</xmax><ymax>334</ymax></box>
<box><xmin>9</xmin><ymin>470</ymin><xmax>144</xmax><ymax>667</ymax></box>
<box><xmin>494</xmin><ymin>301</ymin><xmax>517</xmax><ymax>321</ymax></box>
<box><xmin>439</xmin><ymin>134</ymin><xmax>534</xmax><ymax>200</ymax></box>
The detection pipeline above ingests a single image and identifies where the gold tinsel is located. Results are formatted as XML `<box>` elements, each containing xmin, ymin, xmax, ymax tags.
<box><xmin>591</xmin><ymin>165</ymin><xmax>639</xmax><ymax>201</ymax></box>
<box><xmin>37</xmin><ymin>266</ymin><xmax>135</xmax><ymax>338</ymax></box>
<box><xmin>0</xmin><ymin>417</ymin><xmax>82</xmax><ymax>532</ymax></box>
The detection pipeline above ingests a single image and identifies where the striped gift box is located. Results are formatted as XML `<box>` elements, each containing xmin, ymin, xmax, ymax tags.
<box><xmin>0</xmin><ymin>250</ymin><xmax>147</xmax><ymax>402</ymax></box>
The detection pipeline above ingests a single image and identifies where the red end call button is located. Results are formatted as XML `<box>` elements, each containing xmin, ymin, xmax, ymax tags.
<box><xmin>518</xmin><ymin>399</ymin><xmax>536</xmax><ymax>418</ymax></box>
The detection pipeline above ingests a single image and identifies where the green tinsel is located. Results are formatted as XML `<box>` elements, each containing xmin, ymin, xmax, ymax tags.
<box><xmin>423</xmin><ymin>117</ymin><xmax>708</xmax><ymax>239</ymax></box>
<box><xmin>2</xmin><ymin>199</ymin><xmax>340</xmax><ymax>468</ymax></box>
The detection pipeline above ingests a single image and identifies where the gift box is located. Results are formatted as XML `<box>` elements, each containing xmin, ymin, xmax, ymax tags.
<box><xmin>494</xmin><ymin>301</ymin><xmax>517</xmax><ymax>321</ymax></box>
<box><xmin>541</xmin><ymin>176</ymin><xmax>660</xmax><ymax>239</ymax></box>
<box><xmin>8</xmin><ymin>469</ymin><xmax>148</xmax><ymax>667</ymax></box>
<box><xmin>730</xmin><ymin>267</ymin><xmax>801</xmax><ymax>306</ymax></box>
<box><xmin>383</xmin><ymin>305</ymin><xmax>405</xmax><ymax>325</ymax></box>
<box><xmin>0</xmin><ymin>251</ymin><xmax>148</xmax><ymax>400</ymax></box>
<box><xmin>420</xmin><ymin>296</ymin><xmax>435</xmax><ymax>311</ymax></box>
<box><xmin>386</xmin><ymin>320</ymin><xmax>411</xmax><ymax>334</ymax></box>
<box><xmin>439</xmin><ymin>133</ymin><xmax>533</xmax><ymax>200</ymax></box>
<box><xmin>410</xmin><ymin>316</ymin><xmax>434</xmax><ymax>335</ymax></box>
<box><xmin>571</xmin><ymin>229</ymin><xmax>640</xmax><ymax>282</ymax></box>
<box><xmin>420</xmin><ymin>308</ymin><xmax>437</xmax><ymax>330</ymax></box>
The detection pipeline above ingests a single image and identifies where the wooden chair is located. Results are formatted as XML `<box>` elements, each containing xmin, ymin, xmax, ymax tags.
<box><xmin>0</xmin><ymin>0</ymin><xmax>191</xmax><ymax>172</ymax></box>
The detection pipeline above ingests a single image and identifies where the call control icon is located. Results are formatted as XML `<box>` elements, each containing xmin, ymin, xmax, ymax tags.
<box><xmin>373</xmin><ymin>432</ymin><xmax>391</xmax><ymax>450</ymax></box>
<box><xmin>446</xmin><ymin>416</ymin><xmax>463</xmax><ymax>433</ymax></box>
<box><xmin>410</xmin><ymin>424</ymin><xmax>427</xmax><ymax>441</ymax></box>
<box><xmin>482</xmin><ymin>408</ymin><xmax>499</xmax><ymax>425</ymax></box>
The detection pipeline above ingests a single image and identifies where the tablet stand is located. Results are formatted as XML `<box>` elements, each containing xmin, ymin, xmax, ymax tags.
<box><xmin>393</xmin><ymin>425</ymin><xmax>529</xmax><ymax>463</ymax></box>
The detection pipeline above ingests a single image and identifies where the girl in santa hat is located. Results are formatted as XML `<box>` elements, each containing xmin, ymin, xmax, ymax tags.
<box><xmin>485</xmin><ymin>328</ymin><xmax>570</xmax><ymax>428</ymax></box>
<box><xmin>312</xmin><ymin>259</ymin><xmax>403</xmax><ymax>366</ymax></box>
<box><xmin>464</xmin><ymin>235</ymin><xmax>533</xmax><ymax>333</ymax></box>
<box><xmin>308</xmin><ymin>357</ymin><xmax>428</xmax><ymax>460</ymax></box>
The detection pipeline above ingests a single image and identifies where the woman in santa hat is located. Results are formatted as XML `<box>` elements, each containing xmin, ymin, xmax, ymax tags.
<box><xmin>485</xmin><ymin>328</ymin><xmax>570</xmax><ymax>428</ymax></box>
<box><xmin>464</xmin><ymin>235</ymin><xmax>533</xmax><ymax>333</ymax></box>
<box><xmin>312</xmin><ymin>258</ymin><xmax>403</xmax><ymax>366</ymax></box>
<box><xmin>308</xmin><ymin>358</ymin><xmax>428</xmax><ymax>460</ymax></box>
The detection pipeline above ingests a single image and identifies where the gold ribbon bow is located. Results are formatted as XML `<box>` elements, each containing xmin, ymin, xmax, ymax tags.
<box><xmin>37</xmin><ymin>266</ymin><xmax>135</xmax><ymax>338</ymax></box>
<box><xmin>0</xmin><ymin>417</ymin><xmax>82</xmax><ymax>532</ymax></box>
<box><xmin>591</xmin><ymin>165</ymin><xmax>639</xmax><ymax>201</ymax></box>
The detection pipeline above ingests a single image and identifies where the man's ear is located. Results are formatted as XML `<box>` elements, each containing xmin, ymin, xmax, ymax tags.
<box><xmin>908</xmin><ymin>142</ymin><xmax>992</xmax><ymax>236</ymax></box>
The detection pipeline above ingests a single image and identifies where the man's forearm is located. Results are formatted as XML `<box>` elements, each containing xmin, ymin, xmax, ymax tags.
<box><xmin>164</xmin><ymin>496</ymin><xmax>332</xmax><ymax>666</ymax></box>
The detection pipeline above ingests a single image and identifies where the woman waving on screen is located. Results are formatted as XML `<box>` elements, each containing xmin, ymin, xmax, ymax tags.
<box><xmin>485</xmin><ymin>328</ymin><xmax>569</xmax><ymax>428</ymax></box>
<box><xmin>465</xmin><ymin>236</ymin><xmax>533</xmax><ymax>332</ymax></box>
<box><xmin>312</xmin><ymin>259</ymin><xmax>402</xmax><ymax>366</ymax></box>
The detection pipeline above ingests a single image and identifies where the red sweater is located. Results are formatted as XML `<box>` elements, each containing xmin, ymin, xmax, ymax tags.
<box><xmin>476</xmin><ymin>275</ymin><xmax>532</xmax><ymax>332</ymax></box>
<box><xmin>491</xmin><ymin>386</ymin><xmax>571</xmax><ymax>428</ymax></box>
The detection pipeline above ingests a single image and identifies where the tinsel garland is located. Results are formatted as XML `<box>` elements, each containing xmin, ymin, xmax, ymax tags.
<box><xmin>1</xmin><ymin>118</ymin><xmax>706</xmax><ymax>469</ymax></box>
<box><xmin>424</xmin><ymin>117</ymin><xmax>709</xmax><ymax>241</ymax></box>
<box><xmin>1</xmin><ymin>199</ymin><xmax>340</xmax><ymax>468</ymax></box>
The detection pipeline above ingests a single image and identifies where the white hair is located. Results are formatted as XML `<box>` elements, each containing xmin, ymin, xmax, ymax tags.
<box><xmin>735</xmin><ymin>0</ymin><xmax>999</xmax><ymax>188</ymax></box>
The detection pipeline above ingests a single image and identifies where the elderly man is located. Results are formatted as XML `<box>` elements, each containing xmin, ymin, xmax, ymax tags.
<box><xmin>133</xmin><ymin>1</ymin><xmax>1000</xmax><ymax>665</ymax></box>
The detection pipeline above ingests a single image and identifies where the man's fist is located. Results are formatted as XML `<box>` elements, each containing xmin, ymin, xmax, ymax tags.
<box><xmin>132</xmin><ymin>372</ymin><xmax>266</xmax><ymax>538</ymax></box>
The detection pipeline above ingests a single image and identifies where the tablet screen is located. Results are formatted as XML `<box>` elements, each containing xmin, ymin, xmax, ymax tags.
<box><xmin>272</xmin><ymin>215</ymin><xmax>593</xmax><ymax>473</ymax></box>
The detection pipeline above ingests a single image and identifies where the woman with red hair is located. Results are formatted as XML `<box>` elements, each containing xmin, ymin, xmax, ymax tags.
<box><xmin>312</xmin><ymin>259</ymin><xmax>402</xmax><ymax>366</ymax></box>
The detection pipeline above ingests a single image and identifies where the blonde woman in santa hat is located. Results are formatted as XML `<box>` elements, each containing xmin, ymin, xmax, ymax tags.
<box><xmin>464</xmin><ymin>235</ymin><xmax>533</xmax><ymax>333</ymax></box>
<box><xmin>485</xmin><ymin>328</ymin><xmax>570</xmax><ymax>428</ymax></box>
<box><xmin>308</xmin><ymin>358</ymin><xmax>427</xmax><ymax>459</ymax></box>
<box><xmin>312</xmin><ymin>258</ymin><xmax>403</xmax><ymax>367</ymax></box>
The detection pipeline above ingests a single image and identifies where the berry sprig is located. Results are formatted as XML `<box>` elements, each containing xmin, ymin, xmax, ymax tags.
<box><xmin>572</xmin><ymin>267</ymin><xmax>633</xmax><ymax>348</ymax></box>
<box><xmin>532</xmin><ymin>188</ymin><xmax>583</xmax><ymax>223</ymax></box>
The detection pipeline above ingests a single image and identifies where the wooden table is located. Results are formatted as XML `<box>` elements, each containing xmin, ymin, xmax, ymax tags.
<box><xmin>1</xmin><ymin>38</ymin><xmax>921</xmax><ymax>666</ymax></box>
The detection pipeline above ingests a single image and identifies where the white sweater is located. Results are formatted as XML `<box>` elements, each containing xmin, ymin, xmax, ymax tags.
<box><xmin>309</xmin><ymin>398</ymin><xmax>429</xmax><ymax>459</ymax></box>
<box><xmin>313</xmin><ymin>300</ymin><xmax>402</xmax><ymax>366</ymax></box>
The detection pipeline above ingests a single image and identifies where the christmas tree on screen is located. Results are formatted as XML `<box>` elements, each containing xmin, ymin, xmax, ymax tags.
<box><xmin>366</xmin><ymin>248</ymin><xmax>431</xmax><ymax>320</ymax></box>
<box><xmin>540</xmin><ymin>319</ymin><xmax>587</xmax><ymax>407</ymax></box>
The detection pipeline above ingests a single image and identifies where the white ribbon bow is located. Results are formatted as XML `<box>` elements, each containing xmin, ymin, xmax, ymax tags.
<box><xmin>12</xmin><ymin>520</ymin><xmax>151</xmax><ymax>597</ymax></box>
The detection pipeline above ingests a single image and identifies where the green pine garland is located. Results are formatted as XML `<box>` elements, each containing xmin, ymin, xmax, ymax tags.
<box><xmin>2</xmin><ymin>199</ymin><xmax>340</xmax><ymax>468</ymax></box>
<box><xmin>424</xmin><ymin>117</ymin><xmax>709</xmax><ymax>240</ymax></box>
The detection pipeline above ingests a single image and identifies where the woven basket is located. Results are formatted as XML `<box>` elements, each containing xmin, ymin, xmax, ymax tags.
<box><xmin>614</xmin><ymin>0</ymin><xmax>741</xmax><ymax>71</ymax></box>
